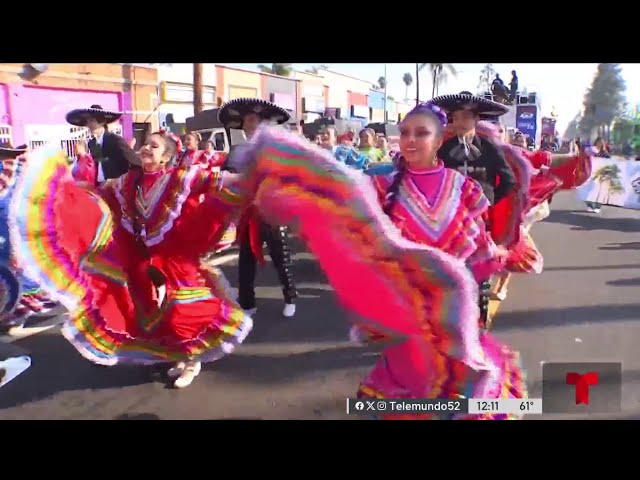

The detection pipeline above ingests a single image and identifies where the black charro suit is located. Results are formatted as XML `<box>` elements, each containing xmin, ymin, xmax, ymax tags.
<box><xmin>88</xmin><ymin>130</ymin><xmax>138</xmax><ymax>185</ymax></box>
<box><xmin>438</xmin><ymin>135</ymin><xmax>516</xmax><ymax>205</ymax></box>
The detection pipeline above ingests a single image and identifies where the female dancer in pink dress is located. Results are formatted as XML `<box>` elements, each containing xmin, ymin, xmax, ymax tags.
<box><xmin>355</xmin><ymin>102</ymin><xmax>526</xmax><ymax>419</ymax></box>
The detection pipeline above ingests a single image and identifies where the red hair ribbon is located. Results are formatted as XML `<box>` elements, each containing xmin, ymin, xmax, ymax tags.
<box><xmin>158</xmin><ymin>129</ymin><xmax>183</xmax><ymax>153</ymax></box>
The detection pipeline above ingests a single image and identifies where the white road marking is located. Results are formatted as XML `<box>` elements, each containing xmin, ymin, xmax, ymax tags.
<box><xmin>0</xmin><ymin>315</ymin><xmax>67</xmax><ymax>343</ymax></box>
<box><xmin>575</xmin><ymin>338</ymin><xmax>583</xmax><ymax>343</ymax></box>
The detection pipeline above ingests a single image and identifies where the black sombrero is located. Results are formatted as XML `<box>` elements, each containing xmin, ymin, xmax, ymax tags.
<box><xmin>65</xmin><ymin>104</ymin><xmax>123</xmax><ymax>127</ymax></box>
<box><xmin>430</xmin><ymin>91</ymin><xmax>509</xmax><ymax>118</ymax></box>
<box><xmin>0</xmin><ymin>263</ymin><xmax>21</xmax><ymax>315</ymax></box>
<box><xmin>0</xmin><ymin>142</ymin><xmax>27</xmax><ymax>159</ymax></box>
<box><xmin>218</xmin><ymin>98</ymin><xmax>291</xmax><ymax>130</ymax></box>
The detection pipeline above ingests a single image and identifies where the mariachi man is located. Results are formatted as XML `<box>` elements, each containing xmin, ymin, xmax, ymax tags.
<box><xmin>431</xmin><ymin>91</ymin><xmax>516</xmax><ymax>328</ymax></box>
<box><xmin>218</xmin><ymin>98</ymin><xmax>298</xmax><ymax>318</ymax></box>
<box><xmin>66</xmin><ymin>104</ymin><xmax>139</xmax><ymax>185</ymax></box>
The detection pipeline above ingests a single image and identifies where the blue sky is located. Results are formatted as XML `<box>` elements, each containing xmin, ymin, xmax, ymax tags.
<box><xmin>225</xmin><ymin>63</ymin><xmax>640</xmax><ymax>135</ymax></box>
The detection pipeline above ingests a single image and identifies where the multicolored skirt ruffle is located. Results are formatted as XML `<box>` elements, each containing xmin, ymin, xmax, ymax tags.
<box><xmin>357</xmin><ymin>333</ymin><xmax>527</xmax><ymax>420</ymax></box>
<box><xmin>9</xmin><ymin>145</ymin><xmax>252</xmax><ymax>365</ymax></box>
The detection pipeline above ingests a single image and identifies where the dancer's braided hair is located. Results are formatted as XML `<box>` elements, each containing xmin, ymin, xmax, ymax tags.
<box><xmin>382</xmin><ymin>102</ymin><xmax>448</xmax><ymax>216</ymax></box>
<box><xmin>382</xmin><ymin>155</ymin><xmax>407</xmax><ymax>215</ymax></box>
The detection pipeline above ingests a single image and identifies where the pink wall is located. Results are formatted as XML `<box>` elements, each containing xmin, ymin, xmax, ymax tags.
<box><xmin>0</xmin><ymin>84</ymin><xmax>10</xmax><ymax>124</ymax></box>
<box><xmin>121</xmin><ymin>90</ymin><xmax>133</xmax><ymax>140</ymax></box>
<box><xmin>6</xmin><ymin>84</ymin><xmax>125</xmax><ymax>145</ymax></box>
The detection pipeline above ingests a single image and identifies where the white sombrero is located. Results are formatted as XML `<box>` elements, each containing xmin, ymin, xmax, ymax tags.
<box><xmin>218</xmin><ymin>98</ymin><xmax>291</xmax><ymax>130</ymax></box>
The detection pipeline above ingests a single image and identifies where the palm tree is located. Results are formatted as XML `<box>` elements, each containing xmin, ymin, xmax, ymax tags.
<box><xmin>604</xmin><ymin>179</ymin><xmax>625</xmax><ymax>205</ymax></box>
<box><xmin>193</xmin><ymin>63</ymin><xmax>204</xmax><ymax>114</ymax></box>
<box><xmin>306</xmin><ymin>65</ymin><xmax>329</xmax><ymax>74</ymax></box>
<box><xmin>592</xmin><ymin>164</ymin><xmax>622</xmax><ymax>204</ymax></box>
<box><xmin>477</xmin><ymin>63</ymin><xmax>497</xmax><ymax>94</ymax></box>
<box><xmin>402</xmin><ymin>72</ymin><xmax>413</xmax><ymax>101</ymax></box>
<box><xmin>257</xmin><ymin>63</ymin><xmax>293</xmax><ymax>77</ymax></box>
<box><xmin>425</xmin><ymin>63</ymin><xmax>457</xmax><ymax>97</ymax></box>
<box><xmin>378</xmin><ymin>76</ymin><xmax>387</xmax><ymax>90</ymax></box>
<box><xmin>414</xmin><ymin>63</ymin><xmax>458</xmax><ymax>99</ymax></box>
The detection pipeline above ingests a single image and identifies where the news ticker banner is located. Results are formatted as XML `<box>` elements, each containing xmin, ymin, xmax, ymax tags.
<box><xmin>346</xmin><ymin>398</ymin><xmax>542</xmax><ymax>416</ymax></box>
<box><xmin>347</xmin><ymin>362</ymin><xmax>622</xmax><ymax>416</ymax></box>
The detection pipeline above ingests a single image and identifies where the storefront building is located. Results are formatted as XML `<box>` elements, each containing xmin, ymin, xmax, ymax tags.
<box><xmin>157</xmin><ymin>63</ymin><xmax>217</xmax><ymax>133</ymax></box>
<box><xmin>386</xmin><ymin>99</ymin><xmax>398</xmax><ymax>123</ymax></box>
<box><xmin>368</xmin><ymin>90</ymin><xmax>385</xmax><ymax>123</ymax></box>
<box><xmin>317</xmin><ymin>68</ymin><xmax>371</xmax><ymax>124</ymax></box>
<box><xmin>293</xmin><ymin>70</ymin><xmax>326</xmax><ymax>123</ymax></box>
<box><xmin>0</xmin><ymin>63</ymin><xmax>158</xmax><ymax>146</ymax></box>
<box><xmin>262</xmin><ymin>74</ymin><xmax>300</xmax><ymax>123</ymax></box>
<box><xmin>396</xmin><ymin>100</ymin><xmax>413</xmax><ymax>122</ymax></box>
<box><xmin>215</xmin><ymin>65</ymin><xmax>262</xmax><ymax>103</ymax></box>
<box><xmin>348</xmin><ymin>91</ymin><xmax>369</xmax><ymax>125</ymax></box>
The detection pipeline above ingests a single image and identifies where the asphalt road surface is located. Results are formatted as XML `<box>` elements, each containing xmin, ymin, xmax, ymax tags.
<box><xmin>1</xmin><ymin>192</ymin><xmax>639</xmax><ymax>420</ymax></box>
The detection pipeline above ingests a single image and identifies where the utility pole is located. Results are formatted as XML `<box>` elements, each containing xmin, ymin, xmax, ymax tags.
<box><xmin>383</xmin><ymin>64</ymin><xmax>387</xmax><ymax>122</ymax></box>
<box><xmin>415</xmin><ymin>63</ymin><xmax>420</xmax><ymax>106</ymax></box>
<box><xmin>193</xmin><ymin>63</ymin><xmax>204</xmax><ymax>114</ymax></box>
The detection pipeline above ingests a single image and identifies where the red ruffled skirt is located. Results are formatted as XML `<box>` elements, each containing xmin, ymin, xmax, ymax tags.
<box><xmin>9</xmin><ymin>148</ymin><xmax>252</xmax><ymax>365</ymax></box>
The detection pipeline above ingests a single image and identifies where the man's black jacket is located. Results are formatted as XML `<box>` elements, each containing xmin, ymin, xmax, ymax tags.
<box><xmin>88</xmin><ymin>130</ymin><xmax>138</xmax><ymax>184</ymax></box>
<box><xmin>438</xmin><ymin>135</ymin><xmax>516</xmax><ymax>205</ymax></box>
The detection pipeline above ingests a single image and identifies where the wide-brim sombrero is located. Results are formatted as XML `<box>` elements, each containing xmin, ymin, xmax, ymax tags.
<box><xmin>0</xmin><ymin>142</ymin><xmax>27</xmax><ymax>158</ymax></box>
<box><xmin>65</xmin><ymin>104</ymin><xmax>123</xmax><ymax>127</ymax></box>
<box><xmin>0</xmin><ymin>263</ymin><xmax>21</xmax><ymax>315</ymax></box>
<box><xmin>430</xmin><ymin>92</ymin><xmax>509</xmax><ymax>118</ymax></box>
<box><xmin>218</xmin><ymin>98</ymin><xmax>291</xmax><ymax>130</ymax></box>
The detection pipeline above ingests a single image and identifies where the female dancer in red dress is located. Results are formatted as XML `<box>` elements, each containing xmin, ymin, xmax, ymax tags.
<box><xmin>176</xmin><ymin>132</ymin><xmax>206</xmax><ymax>168</ymax></box>
<box><xmin>202</xmin><ymin>140</ymin><xmax>227</xmax><ymax>171</ymax></box>
<box><xmin>10</xmin><ymin>131</ymin><xmax>252</xmax><ymax>388</ymax></box>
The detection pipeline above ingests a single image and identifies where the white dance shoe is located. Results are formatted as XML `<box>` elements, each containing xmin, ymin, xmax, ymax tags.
<box><xmin>282</xmin><ymin>303</ymin><xmax>296</xmax><ymax>318</ymax></box>
<box><xmin>168</xmin><ymin>360</ymin><xmax>202</xmax><ymax>389</ymax></box>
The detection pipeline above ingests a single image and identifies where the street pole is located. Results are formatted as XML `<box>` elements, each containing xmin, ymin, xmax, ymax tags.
<box><xmin>193</xmin><ymin>63</ymin><xmax>204</xmax><ymax>114</ymax></box>
<box><xmin>415</xmin><ymin>63</ymin><xmax>420</xmax><ymax>106</ymax></box>
<box><xmin>384</xmin><ymin>64</ymin><xmax>387</xmax><ymax>122</ymax></box>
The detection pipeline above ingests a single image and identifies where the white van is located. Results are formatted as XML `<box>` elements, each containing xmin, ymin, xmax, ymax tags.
<box><xmin>186</xmin><ymin>108</ymin><xmax>248</xmax><ymax>154</ymax></box>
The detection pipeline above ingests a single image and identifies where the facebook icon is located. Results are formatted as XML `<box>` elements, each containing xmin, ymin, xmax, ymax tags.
<box><xmin>542</xmin><ymin>362</ymin><xmax>622</xmax><ymax>414</ymax></box>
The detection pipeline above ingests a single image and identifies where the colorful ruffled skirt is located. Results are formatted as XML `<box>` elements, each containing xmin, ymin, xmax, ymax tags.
<box><xmin>9</xmin><ymin>146</ymin><xmax>252</xmax><ymax>365</ymax></box>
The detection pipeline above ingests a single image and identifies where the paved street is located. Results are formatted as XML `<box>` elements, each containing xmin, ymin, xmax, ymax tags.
<box><xmin>1</xmin><ymin>191</ymin><xmax>639</xmax><ymax>420</ymax></box>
